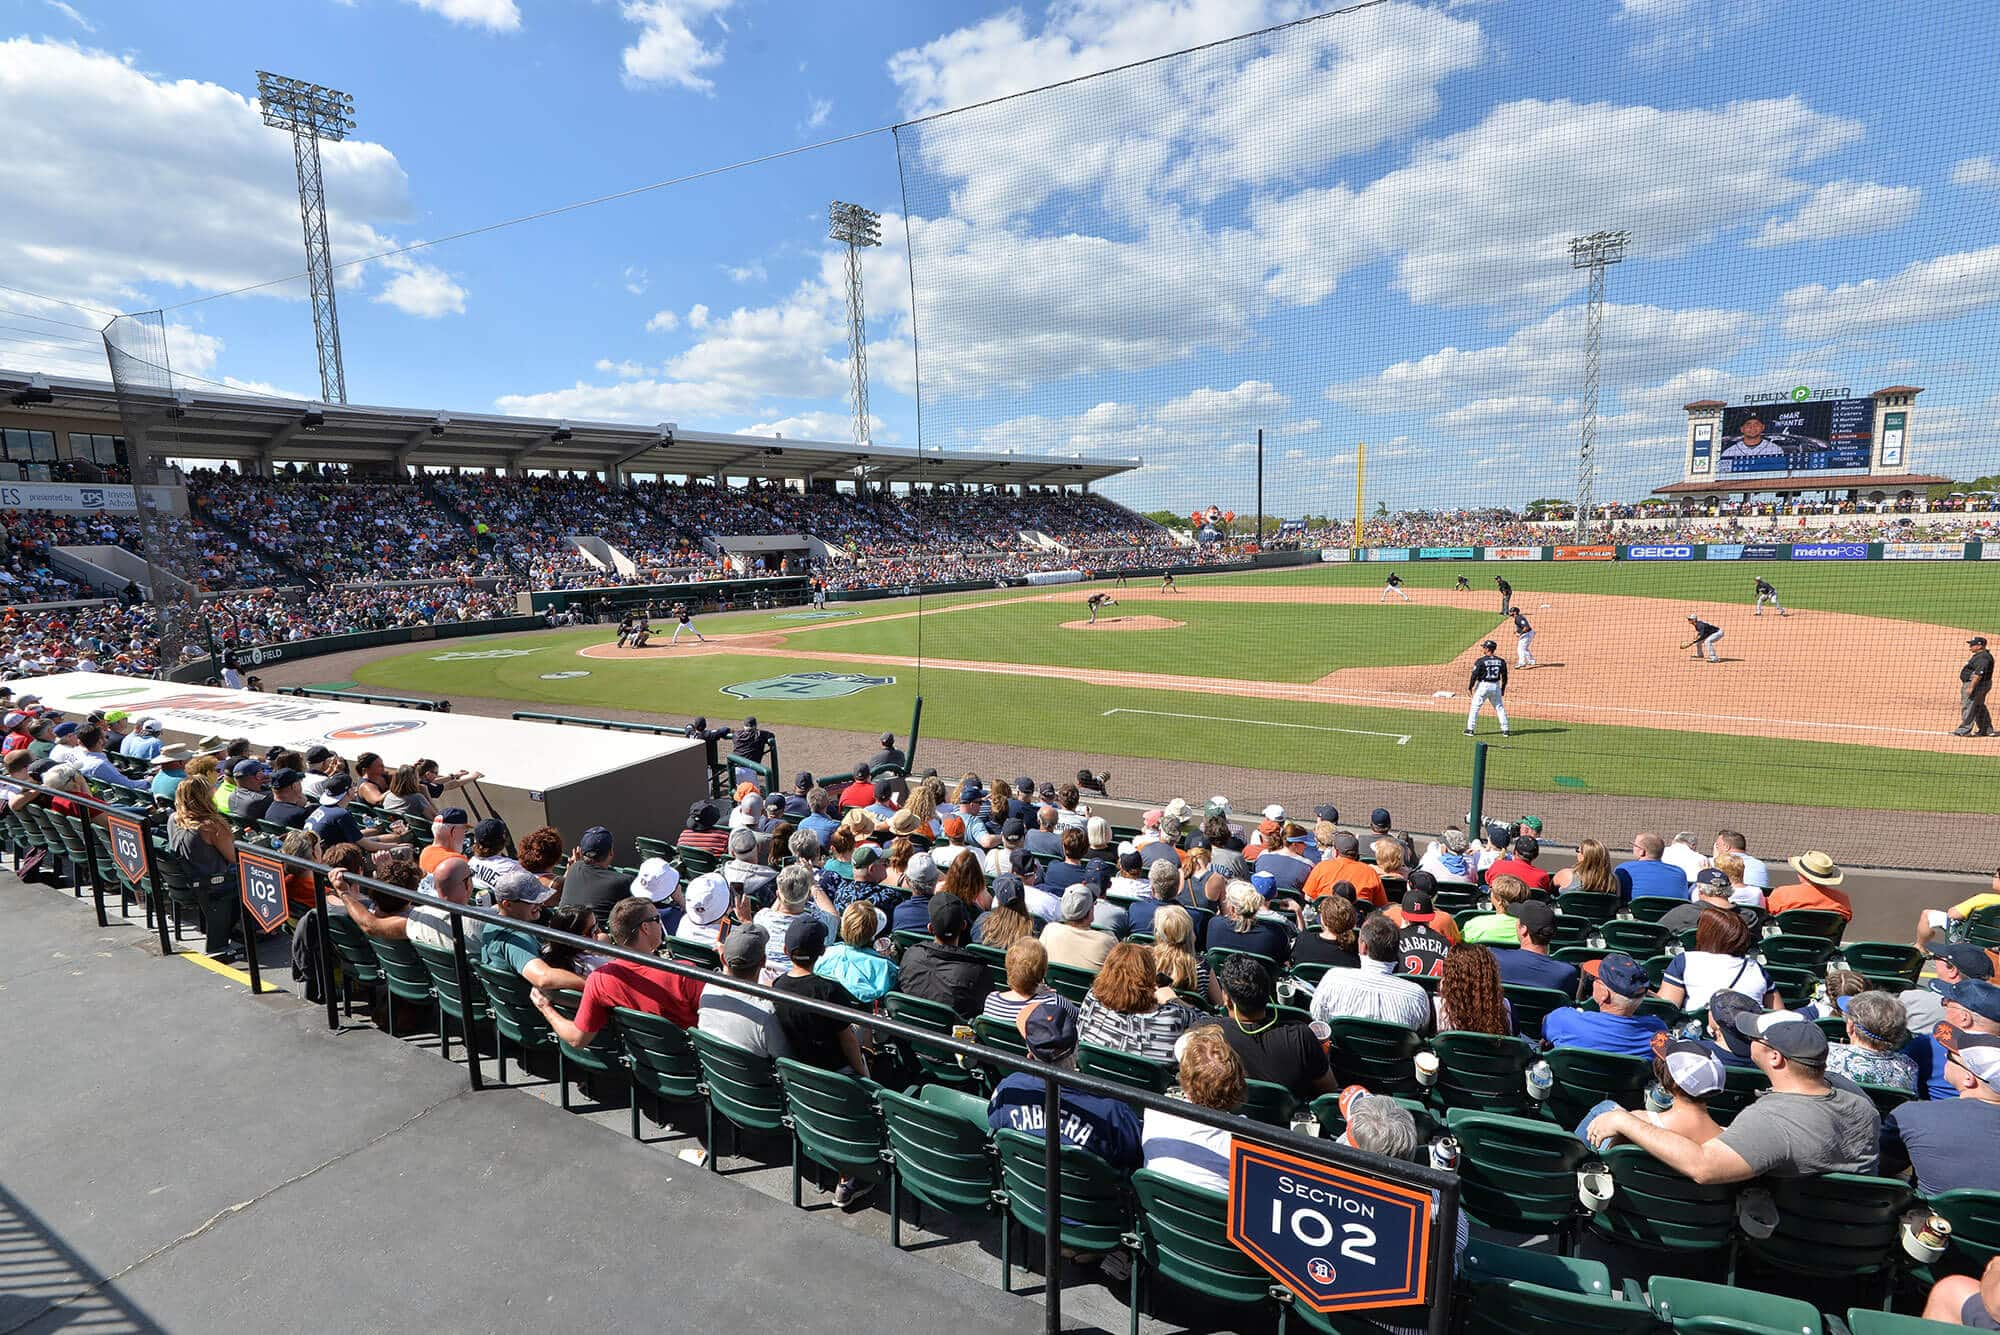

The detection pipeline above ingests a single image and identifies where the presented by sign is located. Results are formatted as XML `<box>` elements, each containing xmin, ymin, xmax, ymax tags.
<box><xmin>1227</xmin><ymin>1141</ymin><xmax>1434</xmax><ymax>1315</ymax></box>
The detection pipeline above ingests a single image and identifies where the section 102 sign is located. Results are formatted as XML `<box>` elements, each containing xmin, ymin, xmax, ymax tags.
<box><xmin>238</xmin><ymin>849</ymin><xmax>290</xmax><ymax>934</ymax></box>
<box><xmin>1227</xmin><ymin>1141</ymin><xmax>1434</xmax><ymax>1314</ymax></box>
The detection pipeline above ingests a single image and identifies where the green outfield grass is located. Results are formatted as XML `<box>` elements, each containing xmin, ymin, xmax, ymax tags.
<box><xmin>353</xmin><ymin>611</ymin><xmax>2000</xmax><ymax>815</ymax></box>
<box><xmin>1188</xmin><ymin>559</ymin><xmax>1998</xmax><ymax>629</ymax></box>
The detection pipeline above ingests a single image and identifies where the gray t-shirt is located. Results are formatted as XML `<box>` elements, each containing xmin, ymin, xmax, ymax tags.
<box><xmin>697</xmin><ymin>989</ymin><xmax>791</xmax><ymax>1059</ymax></box>
<box><xmin>1718</xmin><ymin>1079</ymin><xmax>1881</xmax><ymax>1177</ymax></box>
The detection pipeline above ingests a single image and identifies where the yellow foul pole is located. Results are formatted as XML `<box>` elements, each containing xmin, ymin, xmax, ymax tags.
<box><xmin>1351</xmin><ymin>441</ymin><xmax>1367</xmax><ymax>558</ymax></box>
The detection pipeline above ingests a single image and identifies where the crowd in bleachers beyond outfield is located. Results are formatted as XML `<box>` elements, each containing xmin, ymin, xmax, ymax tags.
<box><xmin>11</xmin><ymin>722</ymin><xmax>1998</xmax><ymax>1328</ymax></box>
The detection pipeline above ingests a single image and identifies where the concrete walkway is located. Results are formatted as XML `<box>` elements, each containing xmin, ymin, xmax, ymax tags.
<box><xmin>0</xmin><ymin>873</ymin><xmax>1059</xmax><ymax>1335</ymax></box>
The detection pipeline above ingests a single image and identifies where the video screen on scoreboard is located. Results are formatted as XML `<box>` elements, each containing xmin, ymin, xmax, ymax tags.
<box><xmin>1717</xmin><ymin>399</ymin><xmax>1872</xmax><ymax>474</ymax></box>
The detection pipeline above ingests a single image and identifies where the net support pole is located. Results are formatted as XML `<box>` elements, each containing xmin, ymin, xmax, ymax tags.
<box><xmin>1255</xmin><ymin>427</ymin><xmax>1264</xmax><ymax>549</ymax></box>
<box><xmin>1353</xmin><ymin>441</ymin><xmax>1367</xmax><ymax>557</ymax></box>
<box><xmin>1468</xmin><ymin>741</ymin><xmax>1488</xmax><ymax>836</ymax></box>
<box><xmin>905</xmin><ymin>695</ymin><xmax>924</xmax><ymax>775</ymax></box>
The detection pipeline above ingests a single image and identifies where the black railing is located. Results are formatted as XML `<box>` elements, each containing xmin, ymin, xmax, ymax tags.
<box><xmin>1</xmin><ymin>782</ymin><xmax>1459</xmax><ymax>1335</ymax></box>
<box><xmin>510</xmin><ymin>712</ymin><xmax>778</xmax><ymax>798</ymax></box>
<box><xmin>281</xmin><ymin>685</ymin><xmax>447</xmax><ymax>711</ymax></box>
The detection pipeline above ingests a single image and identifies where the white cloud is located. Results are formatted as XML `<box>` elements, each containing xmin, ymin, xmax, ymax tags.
<box><xmin>594</xmin><ymin>358</ymin><xmax>648</xmax><ymax>378</ymax></box>
<box><xmin>740</xmin><ymin>410</ymin><xmax>876</xmax><ymax>441</ymax></box>
<box><xmin>43</xmin><ymin>1</ymin><xmax>94</xmax><ymax>32</ymax></box>
<box><xmin>1327</xmin><ymin>302</ymin><xmax>1759</xmax><ymax>420</ymax></box>
<box><xmin>1777</xmin><ymin>245</ymin><xmax>2000</xmax><ymax>342</ymax></box>
<box><xmin>1278</xmin><ymin>418</ymin><xmax>1320</xmax><ymax>436</ymax></box>
<box><xmin>1256</xmin><ymin>96</ymin><xmax>1863</xmax><ymax>312</ymax></box>
<box><xmin>804</xmin><ymin>96</ymin><xmax>831</xmax><ymax>130</ymax></box>
<box><xmin>403</xmin><ymin>0</ymin><xmax>520</xmax><ymax>31</ymax></box>
<box><xmin>1951</xmin><ymin>156</ymin><xmax>2000</xmax><ymax>189</ymax></box>
<box><xmin>372</xmin><ymin>256</ymin><xmax>467</xmax><ymax>318</ymax></box>
<box><xmin>889</xmin><ymin>1</ymin><xmax>1486</xmax><ymax>226</ymax></box>
<box><xmin>644</xmin><ymin>308</ymin><xmax>679</xmax><ymax>332</ymax></box>
<box><xmin>725</xmin><ymin>262</ymin><xmax>767</xmax><ymax>284</ymax></box>
<box><xmin>623</xmin><ymin>265</ymin><xmax>649</xmax><ymax>295</ymax></box>
<box><xmin>0</xmin><ymin>39</ymin><xmax>449</xmax><ymax>339</ymax></box>
<box><xmin>1156</xmin><ymin>379</ymin><xmax>1289</xmax><ymax>431</ymax></box>
<box><xmin>687</xmin><ymin>303</ymin><xmax>709</xmax><ymax>329</ymax></box>
<box><xmin>620</xmin><ymin>0</ymin><xmax>735</xmax><ymax>92</ymax></box>
<box><xmin>1748</xmin><ymin>180</ymin><xmax>1920</xmax><ymax>249</ymax></box>
<box><xmin>1616</xmin><ymin>0</ymin><xmax>1774</xmax><ymax>60</ymax></box>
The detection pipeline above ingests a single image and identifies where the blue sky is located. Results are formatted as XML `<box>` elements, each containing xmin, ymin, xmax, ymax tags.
<box><xmin>2</xmin><ymin>0</ymin><xmax>1996</xmax><ymax>514</ymax></box>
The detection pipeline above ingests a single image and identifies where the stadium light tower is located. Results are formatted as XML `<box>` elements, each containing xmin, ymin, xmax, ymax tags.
<box><xmin>1568</xmin><ymin>228</ymin><xmax>1630</xmax><ymax>538</ymax></box>
<box><xmin>828</xmin><ymin>201</ymin><xmax>882</xmax><ymax>446</ymax></box>
<box><xmin>258</xmin><ymin>70</ymin><xmax>357</xmax><ymax>405</ymax></box>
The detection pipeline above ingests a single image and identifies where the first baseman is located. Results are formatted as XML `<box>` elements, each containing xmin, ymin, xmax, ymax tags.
<box><xmin>1511</xmin><ymin>608</ymin><xmax>1536</xmax><ymax>668</ymax></box>
<box><xmin>1465</xmin><ymin>639</ymin><xmax>1510</xmax><ymax>736</ymax></box>
<box><xmin>1380</xmin><ymin>571</ymin><xmax>1410</xmax><ymax>603</ymax></box>
<box><xmin>1753</xmin><ymin>576</ymin><xmax>1788</xmax><ymax>617</ymax></box>
<box><xmin>1683</xmin><ymin>614</ymin><xmax>1725</xmax><ymax>663</ymax></box>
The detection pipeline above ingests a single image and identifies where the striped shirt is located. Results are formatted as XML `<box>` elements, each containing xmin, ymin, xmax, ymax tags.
<box><xmin>1308</xmin><ymin>958</ymin><xmax>1432</xmax><ymax>1033</ymax></box>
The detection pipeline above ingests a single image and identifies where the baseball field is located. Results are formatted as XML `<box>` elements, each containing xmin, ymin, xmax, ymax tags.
<box><xmin>338</xmin><ymin>561</ymin><xmax>2000</xmax><ymax>820</ymax></box>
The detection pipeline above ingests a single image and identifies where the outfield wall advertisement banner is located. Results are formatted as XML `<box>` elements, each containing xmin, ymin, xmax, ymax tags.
<box><xmin>1318</xmin><ymin>548</ymin><xmax>1351</xmax><ymax>562</ymax></box>
<box><xmin>1416</xmin><ymin>546</ymin><xmax>1476</xmax><ymax>560</ymax></box>
<box><xmin>1365</xmin><ymin>548</ymin><xmax>1411</xmax><ymax>562</ymax></box>
<box><xmin>1983</xmin><ymin>545</ymin><xmax>2000</xmax><ymax>561</ymax></box>
<box><xmin>1883</xmin><ymin>542</ymin><xmax>1966</xmax><ymax>560</ymax></box>
<box><xmin>1718</xmin><ymin>399</ymin><xmax>1873</xmax><ymax>475</ymax></box>
<box><xmin>1554</xmin><ymin>545</ymin><xmax>1616</xmax><ymax>561</ymax></box>
<box><xmin>1705</xmin><ymin>544</ymin><xmax>1744</xmax><ymax>560</ymax></box>
<box><xmin>1624</xmin><ymin>544</ymin><xmax>1694</xmax><ymax>561</ymax></box>
<box><xmin>1791</xmin><ymin>542</ymin><xmax>1869</xmax><ymax>560</ymax></box>
<box><xmin>1739</xmin><ymin>543</ymin><xmax>1790</xmax><ymax>559</ymax></box>
<box><xmin>1483</xmin><ymin>546</ymin><xmax>1540</xmax><ymax>560</ymax></box>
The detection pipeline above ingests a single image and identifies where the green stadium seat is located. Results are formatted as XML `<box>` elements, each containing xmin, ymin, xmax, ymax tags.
<box><xmin>1647</xmin><ymin>1275</ymin><xmax>1820</xmax><ymax>1333</ymax></box>
<box><xmin>410</xmin><ymin>939</ymin><xmax>491</xmax><ymax>1063</ymax></box>
<box><xmin>1626</xmin><ymin>896</ymin><xmax>1687</xmax><ymax>923</ymax></box>
<box><xmin>1736</xmin><ymin>1172</ymin><xmax>1912</xmax><ymax>1306</ymax></box>
<box><xmin>367</xmin><ymin>934</ymin><xmax>438</xmax><ymax>1043</ymax></box>
<box><xmin>544</xmin><ymin>987</ymin><xmax>630</xmax><ymax>1111</ymax></box>
<box><xmin>477</xmin><ymin>961</ymin><xmax>559</xmax><ymax>1090</ymax></box>
<box><xmin>993</xmin><ymin>1128</ymin><xmax>1133</xmax><ymax>1296</ymax></box>
<box><xmin>1557</xmin><ymin>891</ymin><xmax>1622</xmax><ymax>924</ymax></box>
<box><xmin>1045</xmin><ymin>960</ymin><xmax>1098</xmax><ymax>1002</ymax></box>
<box><xmin>1925</xmin><ymin>1188</ymin><xmax>2000</xmax><ymax>1276</ymax></box>
<box><xmin>774</xmin><ymin>1058</ymin><xmax>886</xmax><ymax>1208</ymax></box>
<box><xmin>878</xmin><ymin>1084</ymin><xmax>1000</xmax><ymax>1251</ymax></box>
<box><xmin>1772</xmin><ymin>909</ymin><xmax>1848</xmax><ymax>945</ymax></box>
<box><xmin>1458</xmin><ymin>1240</ymin><xmax>1654</xmax><ymax>1335</ymax></box>
<box><xmin>1759</xmin><ymin>933</ymin><xmax>1838</xmax><ymax>970</ymax></box>
<box><xmin>610</xmin><ymin>1006</ymin><xmax>703</xmax><ymax>1141</ymax></box>
<box><xmin>1586</xmin><ymin>1144</ymin><xmax>1740</xmax><ymax>1266</ymax></box>
<box><xmin>1077</xmin><ymin>1041</ymin><xmax>1172</xmax><ymax>1094</ymax></box>
<box><xmin>1541</xmin><ymin>1046</ymin><xmax>1652</xmax><ymax>1128</ymax></box>
<box><xmin>1602</xmin><ymin>920</ymin><xmax>1673</xmax><ymax>957</ymax></box>
<box><xmin>1446</xmin><ymin>1108</ymin><xmax>1590</xmax><ymax>1245</ymax></box>
<box><xmin>666</xmin><ymin>936</ymin><xmax>721</xmax><ymax>970</ymax></box>
<box><xmin>1232</xmin><ymin>1078</ymin><xmax>1298</xmax><ymax>1128</ymax></box>
<box><xmin>881</xmin><ymin>991</ymin><xmax>980</xmax><ymax>1090</ymax></box>
<box><xmin>1962</xmin><ymin>906</ymin><xmax>2000</xmax><ymax>949</ymax></box>
<box><xmin>1843</xmin><ymin>1311</ymin><xmax>1961</xmax><ymax>1335</ymax></box>
<box><xmin>1837</xmin><ymin>941</ymin><xmax>1924</xmax><ymax>989</ymax></box>
<box><xmin>1430</xmin><ymin>1030</ymin><xmax>1539</xmax><ymax>1115</ymax></box>
<box><xmin>687</xmin><ymin>1028</ymin><xmax>787</xmax><ymax>1171</ymax></box>
<box><xmin>1503</xmin><ymin>983</ymin><xmax>1575</xmax><ymax>1039</ymax></box>
<box><xmin>1129</xmin><ymin>1168</ymin><xmax>1281</xmax><ymax>1335</ymax></box>
<box><xmin>1324</xmin><ymin>1016</ymin><xmax>1424</xmax><ymax>1097</ymax></box>
<box><xmin>1704</xmin><ymin>1064</ymin><xmax>1771</xmax><ymax>1126</ymax></box>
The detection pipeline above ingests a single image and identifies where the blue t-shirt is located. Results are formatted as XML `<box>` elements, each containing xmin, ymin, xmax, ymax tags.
<box><xmin>1254</xmin><ymin>850</ymin><xmax>1314</xmax><ymax>892</ymax></box>
<box><xmin>1205</xmin><ymin>917</ymin><xmax>1291</xmax><ymax>966</ymax></box>
<box><xmin>1494</xmin><ymin>948</ymin><xmax>1581</xmax><ymax>999</ymax></box>
<box><xmin>988</xmin><ymin>1072</ymin><xmax>1142</xmax><ymax>1170</ymax></box>
<box><xmin>1614</xmin><ymin>860</ymin><xmax>1691</xmax><ymax>901</ymax></box>
<box><xmin>890</xmin><ymin>893</ymin><xmax>936</xmax><ymax>936</ymax></box>
<box><xmin>1541</xmin><ymin>1006</ymin><xmax>1667</xmax><ymax>1057</ymax></box>
<box><xmin>1921</xmin><ymin>1034</ymin><xmax>1959</xmax><ymax>1102</ymax></box>
<box><xmin>1127</xmin><ymin>897</ymin><xmax>1211</xmax><ymax>941</ymax></box>
<box><xmin>1885</xmin><ymin>1098</ymin><xmax>2000</xmax><ymax>1196</ymax></box>
<box><xmin>1042</xmin><ymin>860</ymin><xmax>1092</xmax><ymax>893</ymax></box>
<box><xmin>799</xmin><ymin>813</ymin><xmax>838</xmax><ymax>845</ymax></box>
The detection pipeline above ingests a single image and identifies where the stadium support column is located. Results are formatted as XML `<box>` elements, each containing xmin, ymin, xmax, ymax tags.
<box><xmin>257</xmin><ymin>71</ymin><xmax>357</xmax><ymax>406</ymax></box>
<box><xmin>1568</xmin><ymin>230</ymin><xmax>1629</xmax><ymax>539</ymax></box>
<box><xmin>828</xmin><ymin>201</ymin><xmax>882</xmax><ymax>447</ymax></box>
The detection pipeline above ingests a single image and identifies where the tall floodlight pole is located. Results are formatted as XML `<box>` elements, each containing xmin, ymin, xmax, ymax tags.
<box><xmin>828</xmin><ymin>201</ymin><xmax>882</xmax><ymax>446</ymax></box>
<box><xmin>258</xmin><ymin>70</ymin><xmax>357</xmax><ymax>405</ymax></box>
<box><xmin>1568</xmin><ymin>229</ymin><xmax>1630</xmax><ymax>538</ymax></box>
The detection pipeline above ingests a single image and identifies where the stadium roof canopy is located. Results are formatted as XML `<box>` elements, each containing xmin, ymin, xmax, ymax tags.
<box><xmin>0</xmin><ymin>368</ymin><xmax>1140</xmax><ymax>488</ymax></box>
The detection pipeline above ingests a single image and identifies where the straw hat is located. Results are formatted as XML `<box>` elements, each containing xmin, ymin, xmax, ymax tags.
<box><xmin>1786</xmin><ymin>850</ymin><xmax>1845</xmax><ymax>887</ymax></box>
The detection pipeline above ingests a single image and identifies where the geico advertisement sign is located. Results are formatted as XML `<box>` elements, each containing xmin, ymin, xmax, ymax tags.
<box><xmin>1623</xmin><ymin>545</ymin><xmax>1693</xmax><ymax>561</ymax></box>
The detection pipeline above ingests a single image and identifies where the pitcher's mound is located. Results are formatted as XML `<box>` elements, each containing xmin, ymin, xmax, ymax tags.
<box><xmin>1060</xmin><ymin>615</ymin><xmax>1186</xmax><ymax>632</ymax></box>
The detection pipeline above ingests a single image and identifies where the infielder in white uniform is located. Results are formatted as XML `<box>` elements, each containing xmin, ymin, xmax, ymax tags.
<box><xmin>1465</xmin><ymin>639</ymin><xmax>1511</xmax><ymax>737</ymax></box>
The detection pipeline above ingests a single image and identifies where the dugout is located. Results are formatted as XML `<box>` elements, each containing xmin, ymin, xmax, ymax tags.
<box><xmin>9</xmin><ymin>673</ymin><xmax>705</xmax><ymax>864</ymax></box>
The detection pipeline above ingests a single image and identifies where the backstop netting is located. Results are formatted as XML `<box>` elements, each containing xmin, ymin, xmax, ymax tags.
<box><xmin>884</xmin><ymin>0</ymin><xmax>1999</xmax><ymax>870</ymax></box>
<box><xmin>101</xmin><ymin>311</ymin><xmax>205</xmax><ymax>672</ymax></box>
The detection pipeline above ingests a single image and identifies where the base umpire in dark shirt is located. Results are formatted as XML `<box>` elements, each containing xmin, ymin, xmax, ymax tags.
<box><xmin>1956</xmin><ymin>636</ymin><xmax>1994</xmax><ymax>737</ymax></box>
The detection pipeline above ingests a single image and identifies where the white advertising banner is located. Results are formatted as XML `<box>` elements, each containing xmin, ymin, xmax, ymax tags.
<box><xmin>1882</xmin><ymin>542</ymin><xmax>1966</xmax><ymax>561</ymax></box>
<box><xmin>6</xmin><ymin>672</ymin><xmax>695</xmax><ymax>791</ymax></box>
<box><xmin>1318</xmin><ymin>548</ymin><xmax>1352</xmax><ymax>562</ymax></box>
<box><xmin>0</xmin><ymin>482</ymin><xmax>139</xmax><ymax>513</ymax></box>
<box><xmin>1483</xmin><ymin>546</ymin><xmax>1542</xmax><ymax>561</ymax></box>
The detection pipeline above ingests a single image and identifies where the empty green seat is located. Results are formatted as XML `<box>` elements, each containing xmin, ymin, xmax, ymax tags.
<box><xmin>775</xmin><ymin>1058</ymin><xmax>886</xmax><ymax>1208</ymax></box>
<box><xmin>687</xmin><ymin>1027</ymin><xmax>787</xmax><ymax>1170</ymax></box>
<box><xmin>611</xmin><ymin>1006</ymin><xmax>702</xmax><ymax>1141</ymax></box>
<box><xmin>1431</xmin><ymin>1030</ymin><xmax>1539</xmax><ymax>1115</ymax></box>
<box><xmin>1129</xmin><ymin>1168</ymin><xmax>1279</xmax><ymax>1335</ymax></box>
<box><xmin>1446</xmin><ymin>1108</ymin><xmax>1590</xmax><ymax>1244</ymax></box>
<box><xmin>1647</xmin><ymin>1275</ymin><xmax>1819</xmax><ymax>1333</ymax></box>
<box><xmin>878</xmin><ymin>1084</ymin><xmax>1000</xmax><ymax>1251</ymax></box>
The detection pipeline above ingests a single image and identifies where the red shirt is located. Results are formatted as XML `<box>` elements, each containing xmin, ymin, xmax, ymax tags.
<box><xmin>572</xmin><ymin>959</ymin><xmax>704</xmax><ymax>1033</ymax></box>
<box><xmin>837</xmin><ymin>779</ymin><xmax>875</xmax><ymax>809</ymax></box>
<box><xmin>675</xmin><ymin>827</ymin><xmax>729</xmax><ymax>855</ymax></box>
<box><xmin>1483</xmin><ymin>857</ymin><xmax>1554</xmax><ymax>891</ymax></box>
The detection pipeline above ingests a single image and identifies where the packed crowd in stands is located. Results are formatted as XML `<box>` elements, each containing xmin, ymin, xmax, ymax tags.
<box><xmin>8</xmin><ymin>714</ymin><xmax>1998</xmax><ymax>1328</ymax></box>
<box><xmin>191</xmin><ymin>472</ymin><xmax>514</xmax><ymax>583</ymax></box>
<box><xmin>1</xmin><ymin>509</ymin><xmax>145</xmax><ymax>601</ymax></box>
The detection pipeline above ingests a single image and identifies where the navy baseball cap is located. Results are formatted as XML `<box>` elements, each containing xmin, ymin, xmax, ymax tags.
<box><xmin>472</xmin><ymin>816</ymin><xmax>508</xmax><ymax>844</ymax></box>
<box><xmin>53</xmin><ymin>722</ymin><xmax>77</xmax><ymax>737</ymax></box>
<box><xmin>270</xmin><ymin>768</ymin><xmax>304</xmax><ymax>790</ymax></box>
<box><xmin>1933</xmin><ymin>978</ymin><xmax>2000</xmax><ymax>1025</ymax></box>
<box><xmin>435</xmin><ymin>806</ymin><xmax>469</xmax><ymax>826</ymax></box>
<box><xmin>1734</xmin><ymin>1009</ymin><xmax>1829</xmax><ymax>1063</ymax></box>
<box><xmin>1314</xmin><ymin>803</ymin><xmax>1339</xmax><ymax>824</ymax></box>
<box><xmin>1001</xmin><ymin>817</ymin><xmax>1026</xmax><ymax>840</ymax></box>
<box><xmin>990</xmin><ymin>873</ymin><xmax>1023</xmax><ymax>908</ymax></box>
<box><xmin>929</xmin><ymin>893</ymin><xmax>971</xmax><ymax>938</ymax></box>
<box><xmin>785</xmin><ymin>914</ymin><xmax>828</xmax><ymax>961</ymax></box>
<box><xmin>1022</xmin><ymin>996</ymin><xmax>1079</xmax><ymax>1060</ymax></box>
<box><xmin>231</xmin><ymin>759</ymin><xmax>267</xmax><ymax>779</ymax></box>
<box><xmin>1928</xmin><ymin>943</ymin><xmax>1995</xmax><ymax>981</ymax></box>
<box><xmin>1370</xmin><ymin>808</ymin><xmax>1392</xmax><ymax>827</ymax></box>
<box><xmin>579</xmin><ymin>826</ymin><xmax>616</xmax><ymax>858</ymax></box>
<box><xmin>1596</xmin><ymin>953</ymin><xmax>1651</xmax><ymax>999</ymax></box>
<box><xmin>1708</xmin><ymin>990</ymin><xmax>1762</xmax><ymax>1057</ymax></box>
<box><xmin>1694</xmin><ymin>867</ymin><xmax>1730</xmax><ymax>891</ymax></box>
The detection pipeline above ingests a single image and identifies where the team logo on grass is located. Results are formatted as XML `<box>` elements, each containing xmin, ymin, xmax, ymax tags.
<box><xmin>721</xmin><ymin>671</ymin><xmax>895</xmax><ymax>700</ymax></box>
<box><xmin>774</xmin><ymin>610</ymin><xmax>858</xmax><ymax>622</ymax></box>
<box><xmin>539</xmin><ymin>671</ymin><xmax>591</xmax><ymax>680</ymax></box>
<box><xmin>429</xmin><ymin>648</ymin><xmax>540</xmax><ymax>661</ymax></box>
